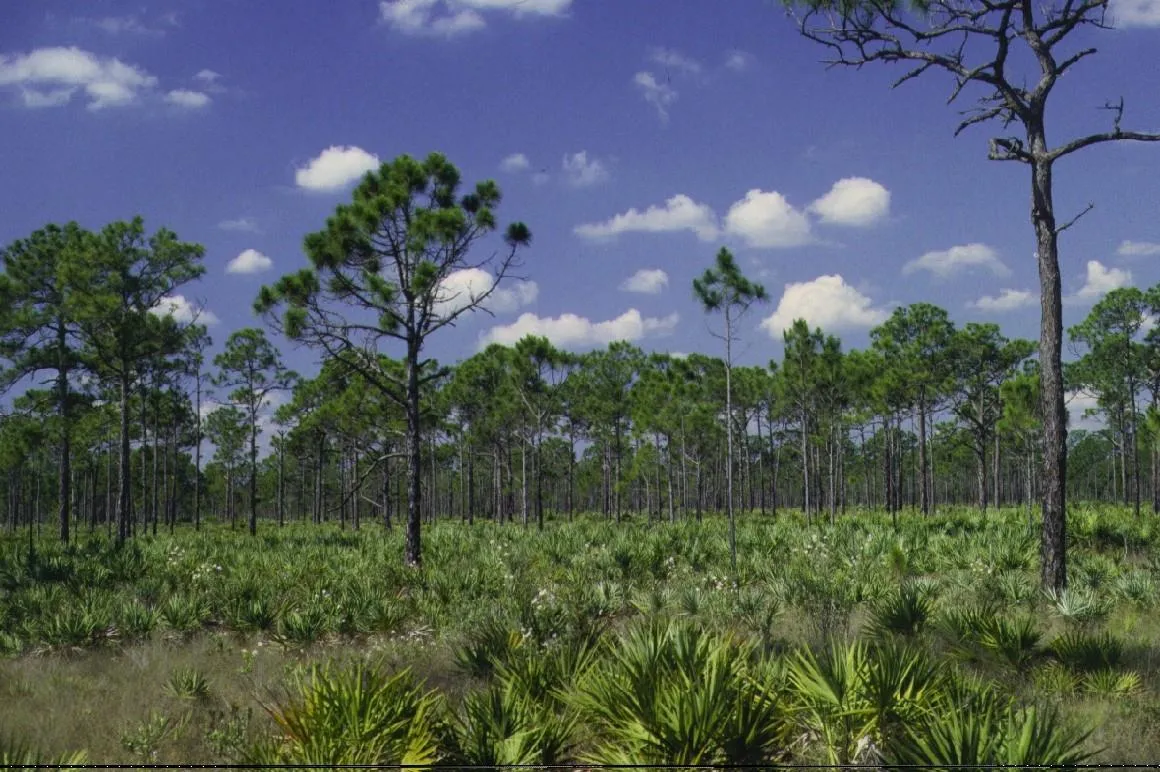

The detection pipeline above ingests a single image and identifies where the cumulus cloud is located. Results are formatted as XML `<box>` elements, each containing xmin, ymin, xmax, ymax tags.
<box><xmin>295</xmin><ymin>145</ymin><xmax>380</xmax><ymax>191</ymax></box>
<box><xmin>808</xmin><ymin>177</ymin><xmax>890</xmax><ymax>227</ymax></box>
<box><xmin>575</xmin><ymin>194</ymin><xmax>718</xmax><ymax>241</ymax></box>
<box><xmin>379</xmin><ymin>0</ymin><xmax>571</xmax><ymax>36</ymax></box>
<box><xmin>1070</xmin><ymin>260</ymin><xmax>1132</xmax><ymax>302</ymax></box>
<box><xmin>434</xmin><ymin>268</ymin><xmax>538</xmax><ymax>316</ymax></box>
<box><xmin>903</xmin><ymin>243</ymin><xmax>1010</xmax><ymax>279</ymax></box>
<box><xmin>968</xmin><ymin>288</ymin><xmax>1036</xmax><ymax>312</ymax></box>
<box><xmin>151</xmin><ymin>294</ymin><xmax>219</xmax><ymax>326</ymax></box>
<box><xmin>761</xmin><ymin>275</ymin><xmax>888</xmax><ymax>337</ymax></box>
<box><xmin>165</xmin><ymin>89</ymin><xmax>210</xmax><ymax>108</ymax></box>
<box><xmin>724</xmin><ymin>50</ymin><xmax>755</xmax><ymax>72</ymax></box>
<box><xmin>226</xmin><ymin>249</ymin><xmax>273</xmax><ymax>275</ymax></box>
<box><xmin>562</xmin><ymin>151</ymin><xmax>610</xmax><ymax>187</ymax></box>
<box><xmin>219</xmin><ymin>217</ymin><xmax>260</xmax><ymax>233</ymax></box>
<box><xmin>481</xmin><ymin>309</ymin><xmax>678</xmax><ymax>349</ymax></box>
<box><xmin>194</xmin><ymin>69</ymin><xmax>221</xmax><ymax>85</ymax></box>
<box><xmin>0</xmin><ymin>46</ymin><xmax>158</xmax><ymax>109</ymax></box>
<box><xmin>1118</xmin><ymin>239</ymin><xmax>1160</xmax><ymax>257</ymax></box>
<box><xmin>649</xmin><ymin>47</ymin><xmax>702</xmax><ymax>75</ymax></box>
<box><xmin>1110</xmin><ymin>0</ymin><xmax>1160</xmax><ymax>26</ymax></box>
<box><xmin>724</xmin><ymin>189</ymin><xmax>813</xmax><ymax>248</ymax></box>
<box><xmin>620</xmin><ymin>268</ymin><xmax>669</xmax><ymax>294</ymax></box>
<box><xmin>500</xmin><ymin>152</ymin><xmax>530</xmax><ymax>173</ymax></box>
<box><xmin>634</xmin><ymin>71</ymin><xmax>677</xmax><ymax>122</ymax></box>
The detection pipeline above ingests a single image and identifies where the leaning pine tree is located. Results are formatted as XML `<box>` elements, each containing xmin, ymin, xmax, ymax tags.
<box><xmin>782</xmin><ymin>0</ymin><xmax>1160</xmax><ymax>591</ymax></box>
<box><xmin>256</xmin><ymin>153</ymin><xmax>531</xmax><ymax>567</ymax></box>
<box><xmin>694</xmin><ymin>247</ymin><xmax>768</xmax><ymax>575</ymax></box>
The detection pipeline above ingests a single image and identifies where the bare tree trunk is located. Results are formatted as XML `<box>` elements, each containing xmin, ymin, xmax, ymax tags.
<box><xmin>1030</xmin><ymin>150</ymin><xmax>1068</xmax><ymax>592</ymax></box>
<box><xmin>404</xmin><ymin>334</ymin><xmax>423</xmax><ymax>566</ymax></box>
<box><xmin>117</xmin><ymin>371</ymin><xmax>132</xmax><ymax>545</ymax></box>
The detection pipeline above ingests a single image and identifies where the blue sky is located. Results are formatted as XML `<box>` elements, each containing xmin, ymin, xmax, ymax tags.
<box><xmin>2</xmin><ymin>0</ymin><xmax>1160</xmax><ymax>398</ymax></box>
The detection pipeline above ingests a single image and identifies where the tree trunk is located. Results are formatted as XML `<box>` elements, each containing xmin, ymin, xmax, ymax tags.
<box><xmin>994</xmin><ymin>430</ymin><xmax>1002</xmax><ymax>508</ymax></box>
<box><xmin>404</xmin><ymin>338</ymin><xmax>422</xmax><ymax>567</ymax></box>
<box><xmin>194</xmin><ymin>368</ymin><xmax>202</xmax><ymax>531</ymax></box>
<box><xmin>1030</xmin><ymin>148</ymin><xmax>1068</xmax><ymax>592</ymax></box>
<box><xmin>55</xmin><ymin>323</ymin><xmax>71</xmax><ymax>544</ymax></box>
<box><xmin>918</xmin><ymin>392</ymin><xmax>929</xmax><ymax>516</ymax></box>
<box><xmin>724</xmin><ymin>306</ymin><xmax>737</xmax><ymax>573</ymax></box>
<box><xmin>117</xmin><ymin>371</ymin><xmax>132</xmax><ymax>545</ymax></box>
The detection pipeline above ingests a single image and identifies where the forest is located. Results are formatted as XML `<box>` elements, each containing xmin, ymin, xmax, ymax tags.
<box><xmin>1</xmin><ymin>154</ymin><xmax>1159</xmax><ymax>767</ymax></box>
<box><xmin>0</xmin><ymin>204</ymin><xmax>1154</xmax><ymax>554</ymax></box>
<box><xmin>5</xmin><ymin>0</ymin><xmax>1160</xmax><ymax>764</ymax></box>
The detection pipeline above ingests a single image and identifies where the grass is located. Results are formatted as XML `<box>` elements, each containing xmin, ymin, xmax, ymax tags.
<box><xmin>0</xmin><ymin>504</ymin><xmax>1158</xmax><ymax>762</ymax></box>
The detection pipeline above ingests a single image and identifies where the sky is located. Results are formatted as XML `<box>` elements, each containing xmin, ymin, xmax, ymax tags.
<box><xmin>2</xmin><ymin>0</ymin><xmax>1160</xmax><ymax>429</ymax></box>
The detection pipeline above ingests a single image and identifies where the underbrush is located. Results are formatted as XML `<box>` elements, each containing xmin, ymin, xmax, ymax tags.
<box><xmin>1</xmin><ymin>504</ymin><xmax>1159</xmax><ymax>761</ymax></box>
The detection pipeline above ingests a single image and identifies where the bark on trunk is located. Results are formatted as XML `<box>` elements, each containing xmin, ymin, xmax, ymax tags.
<box><xmin>404</xmin><ymin>338</ymin><xmax>423</xmax><ymax>567</ymax></box>
<box><xmin>117</xmin><ymin>371</ymin><xmax>132</xmax><ymax>545</ymax></box>
<box><xmin>1031</xmin><ymin>149</ymin><xmax>1068</xmax><ymax>592</ymax></box>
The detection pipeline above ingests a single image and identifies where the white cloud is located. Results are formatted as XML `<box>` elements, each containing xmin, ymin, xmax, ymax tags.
<box><xmin>21</xmin><ymin>88</ymin><xmax>73</xmax><ymax>108</ymax></box>
<box><xmin>1067</xmin><ymin>390</ymin><xmax>1105</xmax><ymax>431</ymax></box>
<box><xmin>1071</xmin><ymin>260</ymin><xmax>1132</xmax><ymax>302</ymax></box>
<box><xmin>903</xmin><ymin>243</ymin><xmax>1010</xmax><ymax>279</ymax></box>
<box><xmin>634</xmin><ymin>71</ymin><xmax>677</xmax><ymax>122</ymax></box>
<box><xmin>575</xmin><ymin>194</ymin><xmax>718</xmax><ymax>242</ymax></box>
<box><xmin>562</xmin><ymin>151</ymin><xmax>610</xmax><ymax>187</ymax></box>
<box><xmin>295</xmin><ymin>145</ymin><xmax>380</xmax><ymax>191</ymax></box>
<box><xmin>0</xmin><ymin>46</ymin><xmax>158</xmax><ymax>109</ymax></box>
<box><xmin>226</xmin><ymin>249</ymin><xmax>273</xmax><ymax>275</ymax></box>
<box><xmin>434</xmin><ymin>268</ymin><xmax>538</xmax><ymax>316</ymax></box>
<box><xmin>724</xmin><ymin>189</ymin><xmax>813</xmax><ymax>248</ymax></box>
<box><xmin>1117</xmin><ymin>239</ymin><xmax>1160</xmax><ymax>257</ymax></box>
<box><xmin>151</xmin><ymin>294</ymin><xmax>220</xmax><ymax>326</ymax></box>
<box><xmin>808</xmin><ymin>177</ymin><xmax>890</xmax><ymax>227</ymax></box>
<box><xmin>89</xmin><ymin>14</ymin><xmax>176</xmax><ymax>35</ymax></box>
<box><xmin>968</xmin><ymin>288</ymin><xmax>1036</xmax><ymax>312</ymax></box>
<box><xmin>500</xmin><ymin>152</ymin><xmax>530</xmax><ymax>173</ymax></box>
<box><xmin>649</xmin><ymin>47</ymin><xmax>702</xmax><ymax>75</ymax></box>
<box><xmin>194</xmin><ymin>69</ymin><xmax>221</xmax><ymax>85</ymax></box>
<box><xmin>1110</xmin><ymin>0</ymin><xmax>1160</xmax><ymax>26</ymax></box>
<box><xmin>620</xmin><ymin>268</ymin><xmax>669</xmax><ymax>294</ymax></box>
<box><xmin>379</xmin><ymin>0</ymin><xmax>570</xmax><ymax>36</ymax></box>
<box><xmin>199</xmin><ymin>399</ymin><xmax>224</xmax><ymax>419</ymax></box>
<box><xmin>95</xmin><ymin>16</ymin><xmax>148</xmax><ymax>34</ymax></box>
<box><xmin>219</xmin><ymin>217</ymin><xmax>260</xmax><ymax>233</ymax></box>
<box><xmin>761</xmin><ymin>274</ymin><xmax>888</xmax><ymax>336</ymax></box>
<box><xmin>165</xmin><ymin>89</ymin><xmax>210</xmax><ymax>108</ymax></box>
<box><xmin>725</xmin><ymin>50</ymin><xmax>755</xmax><ymax>72</ymax></box>
<box><xmin>481</xmin><ymin>309</ymin><xmax>678</xmax><ymax>349</ymax></box>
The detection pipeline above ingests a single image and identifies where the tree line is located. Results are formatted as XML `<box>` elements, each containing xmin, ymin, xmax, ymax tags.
<box><xmin>0</xmin><ymin>154</ymin><xmax>1156</xmax><ymax>577</ymax></box>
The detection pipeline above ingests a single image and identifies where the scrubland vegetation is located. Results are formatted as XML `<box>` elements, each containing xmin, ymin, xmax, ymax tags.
<box><xmin>3</xmin><ymin>505</ymin><xmax>1159</xmax><ymax>765</ymax></box>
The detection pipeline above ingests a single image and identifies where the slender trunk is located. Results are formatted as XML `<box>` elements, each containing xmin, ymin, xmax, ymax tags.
<box><xmin>520</xmin><ymin>439</ymin><xmax>528</xmax><ymax>527</ymax></box>
<box><xmin>277</xmin><ymin>434</ymin><xmax>285</xmax><ymax>527</ymax></box>
<box><xmin>801</xmin><ymin>410</ymin><xmax>811</xmax><ymax>523</ymax></box>
<box><xmin>151</xmin><ymin>392</ymin><xmax>159</xmax><ymax>537</ymax></box>
<box><xmin>918</xmin><ymin>392</ymin><xmax>929</xmax><ymax>516</ymax></box>
<box><xmin>194</xmin><ymin>368</ymin><xmax>202</xmax><ymax>531</ymax></box>
<box><xmin>994</xmin><ymin>430</ymin><xmax>1002</xmax><ymax>508</ymax></box>
<box><xmin>404</xmin><ymin>336</ymin><xmax>422</xmax><ymax>567</ymax></box>
<box><xmin>724</xmin><ymin>306</ymin><xmax>737</xmax><ymax>573</ymax></box>
<box><xmin>467</xmin><ymin>453</ymin><xmax>475</xmax><ymax>526</ymax></box>
<box><xmin>117</xmin><ymin>371</ymin><xmax>132</xmax><ymax>545</ymax></box>
<box><xmin>55</xmin><ymin>323</ymin><xmax>71</xmax><ymax>544</ymax></box>
<box><xmin>1030</xmin><ymin>146</ymin><xmax>1068</xmax><ymax>592</ymax></box>
<box><xmin>248</xmin><ymin>410</ymin><xmax>258</xmax><ymax>537</ymax></box>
